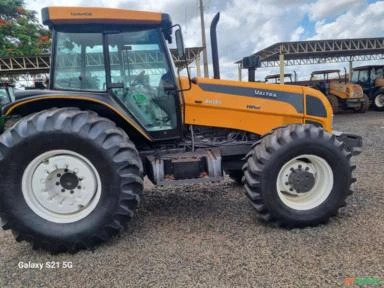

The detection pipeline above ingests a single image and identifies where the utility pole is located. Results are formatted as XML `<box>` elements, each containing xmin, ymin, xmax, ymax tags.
<box><xmin>199</xmin><ymin>0</ymin><xmax>209</xmax><ymax>78</ymax></box>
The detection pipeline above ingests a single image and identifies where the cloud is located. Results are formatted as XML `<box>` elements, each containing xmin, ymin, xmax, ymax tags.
<box><xmin>308</xmin><ymin>0</ymin><xmax>363</xmax><ymax>21</ymax></box>
<box><xmin>291</xmin><ymin>26</ymin><xmax>305</xmax><ymax>41</ymax></box>
<box><xmin>311</xmin><ymin>1</ymin><xmax>384</xmax><ymax>39</ymax></box>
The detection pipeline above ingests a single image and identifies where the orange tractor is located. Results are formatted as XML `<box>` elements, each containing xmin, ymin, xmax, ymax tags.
<box><xmin>0</xmin><ymin>7</ymin><xmax>361</xmax><ymax>252</ymax></box>
<box><xmin>310</xmin><ymin>69</ymin><xmax>368</xmax><ymax>113</ymax></box>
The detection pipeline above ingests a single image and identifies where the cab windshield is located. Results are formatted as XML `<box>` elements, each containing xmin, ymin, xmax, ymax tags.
<box><xmin>52</xmin><ymin>28</ymin><xmax>178</xmax><ymax>132</ymax></box>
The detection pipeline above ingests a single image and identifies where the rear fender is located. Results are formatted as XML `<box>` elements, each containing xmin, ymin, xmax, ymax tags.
<box><xmin>2</xmin><ymin>94</ymin><xmax>151</xmax><ymax>146</ymax></box>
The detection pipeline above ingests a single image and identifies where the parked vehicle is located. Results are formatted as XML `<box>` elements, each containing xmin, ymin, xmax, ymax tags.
<box><xmin>351</xmin><ymin>65</ymin><xmax>384</xmax><ymax>111</ymax></box>
<box><xmin>309</xmin><ymin>69</ymin><xmax>368</xmax><ymax>113</ymax></box>
<box><xmin>0</xmin><ymin>6</ymin><xmax>362</xmax><ymax>252</ymax></box>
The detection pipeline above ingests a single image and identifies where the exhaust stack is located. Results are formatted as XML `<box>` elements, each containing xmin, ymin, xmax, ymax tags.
<box><xmin>210</xmin><ymin>13</ymin><xmax>220</xmax><ymax>79</ymax></box>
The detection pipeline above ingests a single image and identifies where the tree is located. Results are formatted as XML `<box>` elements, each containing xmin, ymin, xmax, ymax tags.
<box><xmin>0</xmin><ymin>0</ymin><xmax>50</xmax><ymax>57</ymax></box>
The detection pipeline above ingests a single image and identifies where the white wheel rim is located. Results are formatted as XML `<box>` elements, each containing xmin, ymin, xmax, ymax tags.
<box><xmin>375</xmin><ymin>94</ymin><xmax>384</xmax><ymax>108</ymax></box>
<box><xmin>276</xmin><ymin>154</ymin><xmax>333</xmax><ymax>210</ymax></box>
<box><xmin>22</xmin><ymin>150</ymin><xmax>102</xmax><ymax>223</ymax></box>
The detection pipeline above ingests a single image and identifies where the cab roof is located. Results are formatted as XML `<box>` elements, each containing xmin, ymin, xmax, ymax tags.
<box><xmin>311</xmin><ymin>69</ymin><xmax>340</xmax><ymax>75</ymax></box>
<box><xmin>42</xmin><ymin>6</ymin><xmax>171</xmax><ymax>28</ymax></box>
<box><xmin>265</xmin><ymin>73</ymin><xmax>292</xmax><ymax>80</ymax></box>
<box><xmin>352</xmin><ymin>65</ymin><xmax>384</xmax><ymax>71</ymax></box>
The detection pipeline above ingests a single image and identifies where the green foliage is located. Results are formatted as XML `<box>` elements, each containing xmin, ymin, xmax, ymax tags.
<box><xmin>0</xmin><ymin>0</ymin><xmax>50</xmax><ymax>57</ymax></box>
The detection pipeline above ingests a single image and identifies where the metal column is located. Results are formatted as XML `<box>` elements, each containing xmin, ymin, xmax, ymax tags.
<box><xmin>196</xmin><ymin>53</ymin><xmax>201</xmax><ymax>77</ymax></box>
<box><xmin>279</xmin><ymin>50</ymin><xmax>285</xmax><ymax>85</ymax></box>
<box><xmin>238</xmin><ymin>63</ymin><xmax>242</xmax><ymax>81</ymax></box>
<box><xmin>349</xmin><ymin>58</ymin><xmax>353</xmax><ymax>81</ymax></box>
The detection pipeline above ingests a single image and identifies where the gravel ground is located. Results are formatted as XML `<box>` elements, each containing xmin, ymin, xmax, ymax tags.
<box><xmin>1</xmin><ymin>111</ymin><xmax>384</xmax><ymax>288</ymax></box>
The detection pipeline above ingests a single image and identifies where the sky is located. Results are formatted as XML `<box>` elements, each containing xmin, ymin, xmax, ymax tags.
<box><xmin>25</xmin><ymin>0</ymin><xmax>384</xmax><ymax>81</ymax></box>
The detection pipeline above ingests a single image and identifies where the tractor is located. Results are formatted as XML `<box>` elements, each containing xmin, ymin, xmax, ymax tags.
<box><xmin>0</xmin><ymin>7</ymin><xmax>362</xmax><ymax>252</ymax></box>
<box><xmin>309</xmin><ymin>69</ymin><xmax>368</xmax><ymax>113</ymax></box>
<box><xmin>351</xmin><ymin>65</ymin><xmax>384</xmax><ymax>111</ymax></box>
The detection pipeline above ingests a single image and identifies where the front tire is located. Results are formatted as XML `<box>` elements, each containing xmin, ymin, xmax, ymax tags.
<box><xmin>355</xmin><ymin>94</ymin><xmax>369</xmax><ymax>113</ymax></box>
<box><xmin>373</xmin><ymin>93</ymin><xmax>384</xmax><ymax>111</ymax></box>
<box><xmin>243</xmin><ymin>125</ymin><xmax>355</xmax><ymax>227</ymax></box>
<box><xmin>0</xmin><ymin>108</ymin><xmax>143</xmax><ymax>252</ymax></box>
<box><xmin>329</xmin><ymin>95</ymin><xmax>340</xmax><ymax>114</ymax></box>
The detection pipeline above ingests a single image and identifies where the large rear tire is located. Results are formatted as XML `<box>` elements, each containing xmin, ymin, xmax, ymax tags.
<box><xmin>0</xmin><ymin>108</ymin><xmax>143</xmax><ymax>252</ymax></box>
<box><xmin>243</xmin><ymin>124</ymin><xmax>355</xmax><ymax>227</ymax></box>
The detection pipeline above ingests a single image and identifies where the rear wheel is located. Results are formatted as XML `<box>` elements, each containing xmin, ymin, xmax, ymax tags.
<box><xmin>243</xmin><ymin>124</ymin><xmax>355</xmax><ymax>227</ymax></box>
<box><xmin>0</xmin><ymin>108</ymin><xmax>143</xmax><ymax>252</ymax></box>
<box><xmin>373</xmin><ymin>93</ymin><xmax>384</xmax><ymax>111</ymax></box>
<box><xmin>329</xmin><ymin>95</ymin><xmax>340</xmax><ymax>113</ymax></box>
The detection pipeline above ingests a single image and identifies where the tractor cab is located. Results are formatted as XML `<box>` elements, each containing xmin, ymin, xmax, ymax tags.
<box><xmin>309</xmin><ymin>69</ymin><xmax>344</xmax><ymax>95</ymax></box>
<box><xmin>351</xmin><ymin>65</ymin><xmax>384</xmax><ymax>89</ymax></box>
<box><xmin>43</xmin><ymin>7</ymin><xmax>184</xmax><ymax>139</ymax></box>
<box><xmin>351</xmin><ymin>65</ymin><xmax>384</xmax><ymax>110</ymax></box>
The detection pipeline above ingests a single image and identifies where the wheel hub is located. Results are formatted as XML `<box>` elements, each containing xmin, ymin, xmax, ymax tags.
<box><xmin>288</xmin><ymin>169</ymin><xmax>315</xmax><ymax>193</ymax></box>
<box><xmin>276</xmin><ymin>154</ymin><xmax>334</xmax><ymax>211</ymax></box>
<box><xmin>59</xmin><ymin>172</ymin><xmax>80</xmax><ymax>190</ymax></box>
<box><xmin>22</xmin><ymin>150</ymin><xmax>101</xmax><ymax>223</ymax></box>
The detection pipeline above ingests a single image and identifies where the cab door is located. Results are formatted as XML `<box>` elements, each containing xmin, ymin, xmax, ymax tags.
<box><xmin>106</xmin><ymin>28</ymin><xmax>182</xmax><ymax>141</ymax></box>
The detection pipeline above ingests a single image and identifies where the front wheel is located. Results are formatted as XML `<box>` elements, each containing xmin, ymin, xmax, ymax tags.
<box><xmin>329</xmin><ymin>95</ymin><xmax>340</xmax><ymax>114</ymax></box>
<box><xmin>0</xmin><ymin>108</ymin><xmax>143</xmax><ymax>252</ymax></box>
<box><xmin>373</xmin><ymin>93</ymin><xmax>384</xmax><ymax>111</ymax></box>
<box><xmin>243</xmin><ymin>125</ymin><xmax>355</xmax><ymax>227</ymax></box>
<box><xmin>356</xmin><ymin>94</ymin><xmax>369</xmax><ymax>113</ymax></box>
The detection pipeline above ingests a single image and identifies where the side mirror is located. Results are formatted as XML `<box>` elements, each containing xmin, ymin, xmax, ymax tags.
<box><xmin>242</xmin><ymin>55</ymin><xmax>261</xmax><ymax>69</ymax></box>
<box><xmin>175</xmin><ymin>29</ymin><xmax>185</xmax><ymax>59</ymax></box>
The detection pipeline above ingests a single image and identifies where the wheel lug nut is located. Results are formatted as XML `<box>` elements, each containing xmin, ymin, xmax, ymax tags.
<box><xmin>70</xmin><ymin>190</ymin><xmax>74</xmax><ymax>194</ymax></box>
<box><xmin>77</xmin><ymin>186</ymin><xmax>81</xmax><ymax>189</ymax></box>
<box><xmin>64</xmin><ymin>169</ymin><xmax>68</xmax><ymax>173</ymax></box>
<box><xmin>56</xmin><ymin>182</ymin><xmax>59</xmax><ymax>186</ymax></box>
<box><xmin>285</xmin><ymin>182</ymin><xmax>289</xmax><ymax>185</ymax></box>
<box><xmin>57</xmin><ymin>173</ymin><xmax>61</xmax><ymax>177</ymax></box>
<box><xmin>61</xmin><ymin>189</ymin><xmax>65</xmax><ymax>192</ymax></box>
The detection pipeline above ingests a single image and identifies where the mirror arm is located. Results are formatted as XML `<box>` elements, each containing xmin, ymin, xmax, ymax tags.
<box><xmin>167</xmin><ymin>24</ymin><xmax>192</xmax><ymax>92</ymax></box>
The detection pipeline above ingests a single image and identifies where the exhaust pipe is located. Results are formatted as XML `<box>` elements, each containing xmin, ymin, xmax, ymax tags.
<box><xmin>210</xmin><ymin>12</ymin><xmax>220</xmax><ymax>79</ymax></box>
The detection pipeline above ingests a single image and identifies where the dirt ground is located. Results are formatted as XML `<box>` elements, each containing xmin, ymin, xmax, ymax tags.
<box><xmin>1</xmin><ymin>111</ymin><xmax>383</xmax><ymax>288</ymax></box>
